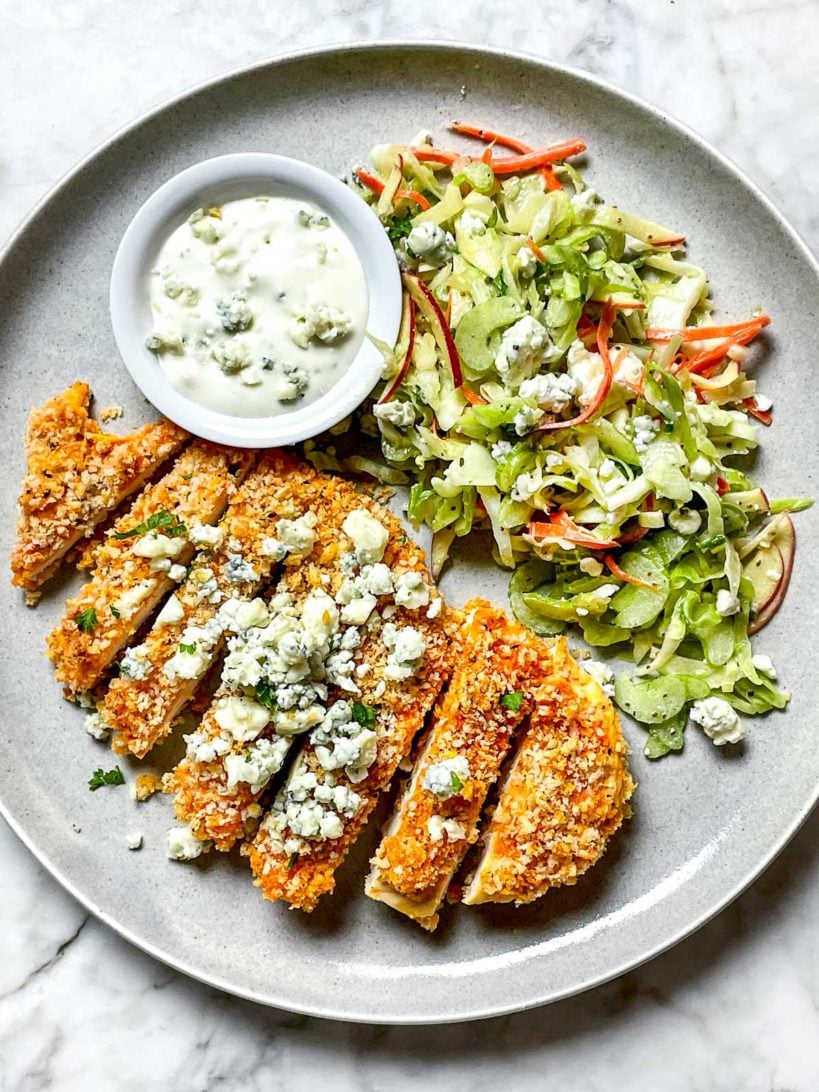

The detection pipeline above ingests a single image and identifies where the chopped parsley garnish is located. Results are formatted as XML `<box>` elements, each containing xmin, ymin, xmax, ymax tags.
<box><xmin>287</xmin><ymin>851</ymin><xmax>299</xmax><ymax>871</ymax></box>
<box><xmin>450</xmin><ymin>770</ymin><xmax>464</xmax><ymax>793</ymax></box>
<box><xmin>501</xmin><ymin>691</ymin><xmax>524</xmax><ymax>712</ymax></box>
<box><xmin>493</xmin><ymin>270</ymin><xmax>507</xmax><ymax>294</ymax></box>
<box><xmin>110</xmin><ymin>605</ymin><xmax>121</xmax><ymax>619</ymax></box>
<box><xmin>88</xmin><ymin>766</ymin><xmax>125</xmax><ymax>791</ymax></box>
<box><xmin>113</xmin><ymin>510</ymin><xmax>187</xmax><ymax>541</ymax></box>
<box><xmin>74</xmin><ymin>607</ymin><xmax>98</xmax><ymax>633</ymax></box>
<box><xmin>385</xmin><ymin>216</ymin><xmax>413</xmax><ymax>244</ymax></box>
<box><xmin>179</xmin><ymin>642</ymin><xmax>197</xmax><ymax>654</ymax></box>
<box><xmin>255</xmin><ymin>681</ymin><xmax>277</xmax><ymax>710</ymax></box>
<box><xmin>352</xmin><ymin>702</ymin><xmax>377</xmax><ymax>727</ymax></box>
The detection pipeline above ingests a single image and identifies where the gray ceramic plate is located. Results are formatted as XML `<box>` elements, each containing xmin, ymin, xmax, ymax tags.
<box><xmin>1</xmin><ymin>43</ymin><xmax>817</xmax><ymax>1025</ymax></box>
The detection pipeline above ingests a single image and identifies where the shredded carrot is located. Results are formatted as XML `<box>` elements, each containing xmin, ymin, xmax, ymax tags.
<box><xmin>449</xmin><ymin>123</ymin><xmax>531</xmax><ymax>151</ymax></box>
<box><xmin>449</xmin><ymin>123</ymin><xmax>565</xmax><ymax>190</ymax></box>
<box><xmin>354</xmin><ymin>168</ymin><xmax>384</xmax><ymax>193</ymax></box>
<box><xmin>526</xmin><ymin>237</ymin><xmax>546</xmax><ymax>262</ymax></box>
<box><xmin>399</xmin><ymin>189</ymin><xmax>431</xmax><ymax>210</ymax></box>
<box><xmin>538</xmin><ymin>300</ymin><xmax>614</xmax><ymax>432</ymax></box>
<box><xmin>646</xmin><ymin>315</ymin><xmax>770</xmax><ymax>342</ymax></box>
<box><xmin>488</xmin><ymin>140</ymin><xmax>587</xmax><ymax>174</ymax></box>
<box><xmin>685</xmin><ymin>322</ymin><xmax>768</xmax><ymax>376</ymax></box>
<box><xmin>354</xmin><ymin>168</ymin><xmax>430</xmax><ymax>210</ymax></box>
<box><xmin>604</xmin><ymin>553</ymin><xmax>658</xmax><ymax>589</ymax></box>
<box><xmin>743</xmin><ymin>397</ymin><xmax>773</xmax><ymax>426</ymax></box>
<box><xmin>408</xmin><ymin>146</ymin><xmax>460</xmax><ymax>164</ymax></box>
<box><xmin>527</xmin><ymin>511</ymin><xmax>618</xmax><ymax>550</ymax></box>
<box><xmin>542</xmin><ymin>166</ymin><xmax>562</xmax><ymax>191</ymax></box>
<box><xmin>410</xmin><ymin>139</ymin><xmax>584</xmax><ymax>174</ymax></box>
<box><xmin>462</xmin><ymin>387</ymin><xmax>488</xmax><ymax>406</ymax></box>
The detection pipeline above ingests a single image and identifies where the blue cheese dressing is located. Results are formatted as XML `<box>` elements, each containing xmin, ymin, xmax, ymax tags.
<box><xmin>146</xmin><ymin>196</ymin><xmax>368</xmax><ymax>417</ymax></box>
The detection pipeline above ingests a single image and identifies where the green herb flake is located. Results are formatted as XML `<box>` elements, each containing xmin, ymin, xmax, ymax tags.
<box><xmin>450</xmin><ymin>771</ymin><xmax>464</xmax><ymax>793</ymax></box>
<box><xmin>255</xmin><ymin>681</ymin><xmax>277</xmax><ymax>710</ymax></box>
<box><xmin>287</xmin><ymin>851</ymin><xmax>299</xmax><ymax>871</ymax></box>
<box><xmin>386</xmin><ymin>216</ymin><xmax>413</xmax><ymax>245</ymax></box>
<box><xmin>75</xmin><ymin>607</ymin><xmax>98</xmax><ymax>634</ymax></box>
<box><xmin>352</xmin><ymin>702</ymin><xmax>377</xmax><ymax>727</ymax></box>
<box><xmin>493</xmin><ymin>270</ymin><xmax>507</xmax><ymax>295</ymax></box>
<box><xmin>88</xmin><ymin>766</ymin><xmax>125</xmax><ymax>791</ymax></box>
<box><xmin>501</xmin><ymin>691</ymin><xmax>524</xmax><ymax>712</ymax></box>
<box><xmin>179</xmin><ymin>642</ymin><xmax>197</xmax><ymax>654</ymax></box>
<box><xmin>113</xmin><ymin>510</ymin><xmax>187</xmax><ymax>541</ymax></box>
<box><xmin>110</xmin><ymin>605</ymin><xmax>121</xmax><ymax>619</ymax></box>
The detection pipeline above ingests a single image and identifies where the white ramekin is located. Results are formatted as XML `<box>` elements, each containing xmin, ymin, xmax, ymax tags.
<box><xmin>109</xmin><ymin>153</ymin><xmax>402</xmax><ymax>447</ymax></box>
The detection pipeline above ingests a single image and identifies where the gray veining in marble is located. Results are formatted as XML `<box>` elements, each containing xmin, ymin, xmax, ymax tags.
<box><xmin>2</xmin><ymin>1</ymin><xmax>818</xmax><ymax>1089</ymax></box>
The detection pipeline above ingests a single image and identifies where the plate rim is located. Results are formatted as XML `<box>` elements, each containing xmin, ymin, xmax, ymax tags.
<box><xmin>2</xmin><ymin>38</ymin><xmax>818</xmax><ymax>1025</ymax></box>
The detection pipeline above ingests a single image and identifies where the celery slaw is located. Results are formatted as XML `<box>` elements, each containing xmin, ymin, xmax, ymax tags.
<box><xmin>307</xmin><ymin>124</ymin><xmax>812</xmax><ymax>758</ymax></box>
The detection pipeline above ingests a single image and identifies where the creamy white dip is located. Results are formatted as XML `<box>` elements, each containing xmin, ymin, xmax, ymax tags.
<box><xmin>145</xmin><ymin>196</ymin><xmax>368</xmax><ymax>418</ymax></box>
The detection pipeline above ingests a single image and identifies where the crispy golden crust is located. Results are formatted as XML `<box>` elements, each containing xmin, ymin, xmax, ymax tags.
<box><xmin>462</xmin><ymin>638</ymin><xmax>634</xmax><ymax>907</ymax></box>
<box><xmin>133</xmin><ymin>772</ymin><xmax>163</xmax><ymax>802</ymax></box>
<box><xmin>46</xmin><ymin>442</ymin><xmax>253</xmax><ymax>693</ymax></box>
<box><xmin>166</xmin><ymin>472</ymin><xmax>373</xmax><ymax>850</ymax></box>
<box><xmin>103</xmin><ymin>451</ymin><xmax>320</xmax><ymax>759</ymax></box>
<box><xmin>365</xmin><ymin>600</ymin><xmax>543</xmax><ymax>930</ymax></box>
<box><xmin>11</xmin><ymin>383</ymin><xmax>188</xmax><ymax>590</ymax></box>
<box><xmin>174</xmin><ymin>480</ymin><xmax>449</xmax><ymax>860</ymax></box>
<box><xmin>245</xmin><ymin>507</ymin><xmax>453</xmax><ymax>913</ymax></box>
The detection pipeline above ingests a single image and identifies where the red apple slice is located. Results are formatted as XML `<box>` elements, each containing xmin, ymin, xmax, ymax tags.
<box><xmin>377</xmin><ymin>292</ymin><xmax>416</xmax><ymax>404</ymax></box>
<box><xmin>401</xmin><ymin>272</ymin><xmax>463</xmax><ymax>387</ymax></box>
<box><xmin>728</xmin><ymin>488</ymin><xmax>770</xmax><ymax>515</ymax></box>
<box><xmin>746</xmin><ymin>515</ymin><xmax>795</xmax><ymax>634</ymax></box>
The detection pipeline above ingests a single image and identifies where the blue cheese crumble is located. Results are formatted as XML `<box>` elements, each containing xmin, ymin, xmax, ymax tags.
<box><xmin>383</xmin><ymin>623</ymin><xmax>426</xmax><ymax>680</ymax></box>
<box><xmin>311</xmin><ymin>700</ymin><xmax>378</xmax><ymax>783</ymax></box>
<box><xmin>423</xmin><ymin>756</ymin><xmax>470</xmax><ymax>799</ymax></box>
<box><xmin>689</xmin><ymin>697</ymin><xmax>745</xmax><ymax>746</ymax></box>
<box><xmin>167</xmin><ymin>823</ymin><xmax>211</xmax><ymax>860</ymax></box>
<box><xmin>342</xmin><ymin>509</ymin><xmax>389</xmax><ymax>565</ymax></box>
<box><xmin>119</xmin><ymin>644</ymin><xmax>151</xmax><ymax>680</ymax></box>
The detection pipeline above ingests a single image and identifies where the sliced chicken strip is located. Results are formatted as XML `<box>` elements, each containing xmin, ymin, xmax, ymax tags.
<box><xmin>11</xmin><ymin>382</ymin><xmax>187</xmax><ymax>591</ymax></box>
<box><xmin>366</xmin><ymin>600</ymin><xmax>543</xmax><ymax>930</ymax></box>
<box><xmin>462</xmin><ymin>638</ymin><xmax>634</xmax><ymax>907</ymax></box>
<box><xmin>46</xmin><ymin>441</ymin><xmax>253</xmax><ymax>694</ymax></box>
<box><xmin>103</xmin><ymin>451</ymin><xmax>323</xmax><ymax>758</ymax></box>
<box><xmin>245</xmin><ymin>496</ymin><xmax>453</xmax><ymax>913</ymax></box>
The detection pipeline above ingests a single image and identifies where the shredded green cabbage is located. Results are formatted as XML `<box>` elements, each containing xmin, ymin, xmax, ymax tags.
<box><xmin>307</xmin><ymin>129</ymin><xmax>813</xmax><ymax>758</ymax></box>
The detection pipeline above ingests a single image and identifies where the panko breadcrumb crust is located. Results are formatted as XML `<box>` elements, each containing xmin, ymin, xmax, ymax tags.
<box><xmin>462</xmin><ymin>637</ymin><xmax>634</xmax><ymax>907</ymax></box>
<box><xmin>365</xmin><ymin>599</ymin><xmax>538</xmax><ymax>930</ymax></box>
<box><xmin>11</xmin><ymin>382</ymin><xmax>187</xmax><ymax>591</ymax></box>
<box><xmin>165</xmin><ymin>470</ymin><xmax>406</xmax><ymax>848</ymax></box>
<box><xmin>244</xmin><ymin>500</ymin><xmax>453</xmax><ymax>913</ymax></box>
<box><xmin>46</xmin><ymin>441</ymin><xmax>253</xmax><ymax>694</ymax></box>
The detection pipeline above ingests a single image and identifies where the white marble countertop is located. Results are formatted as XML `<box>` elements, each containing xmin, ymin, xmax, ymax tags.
<box><xmin>2</xmin><ymin>1</ymin><xmax>818</xmax><ymax>1088</ymax></box>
